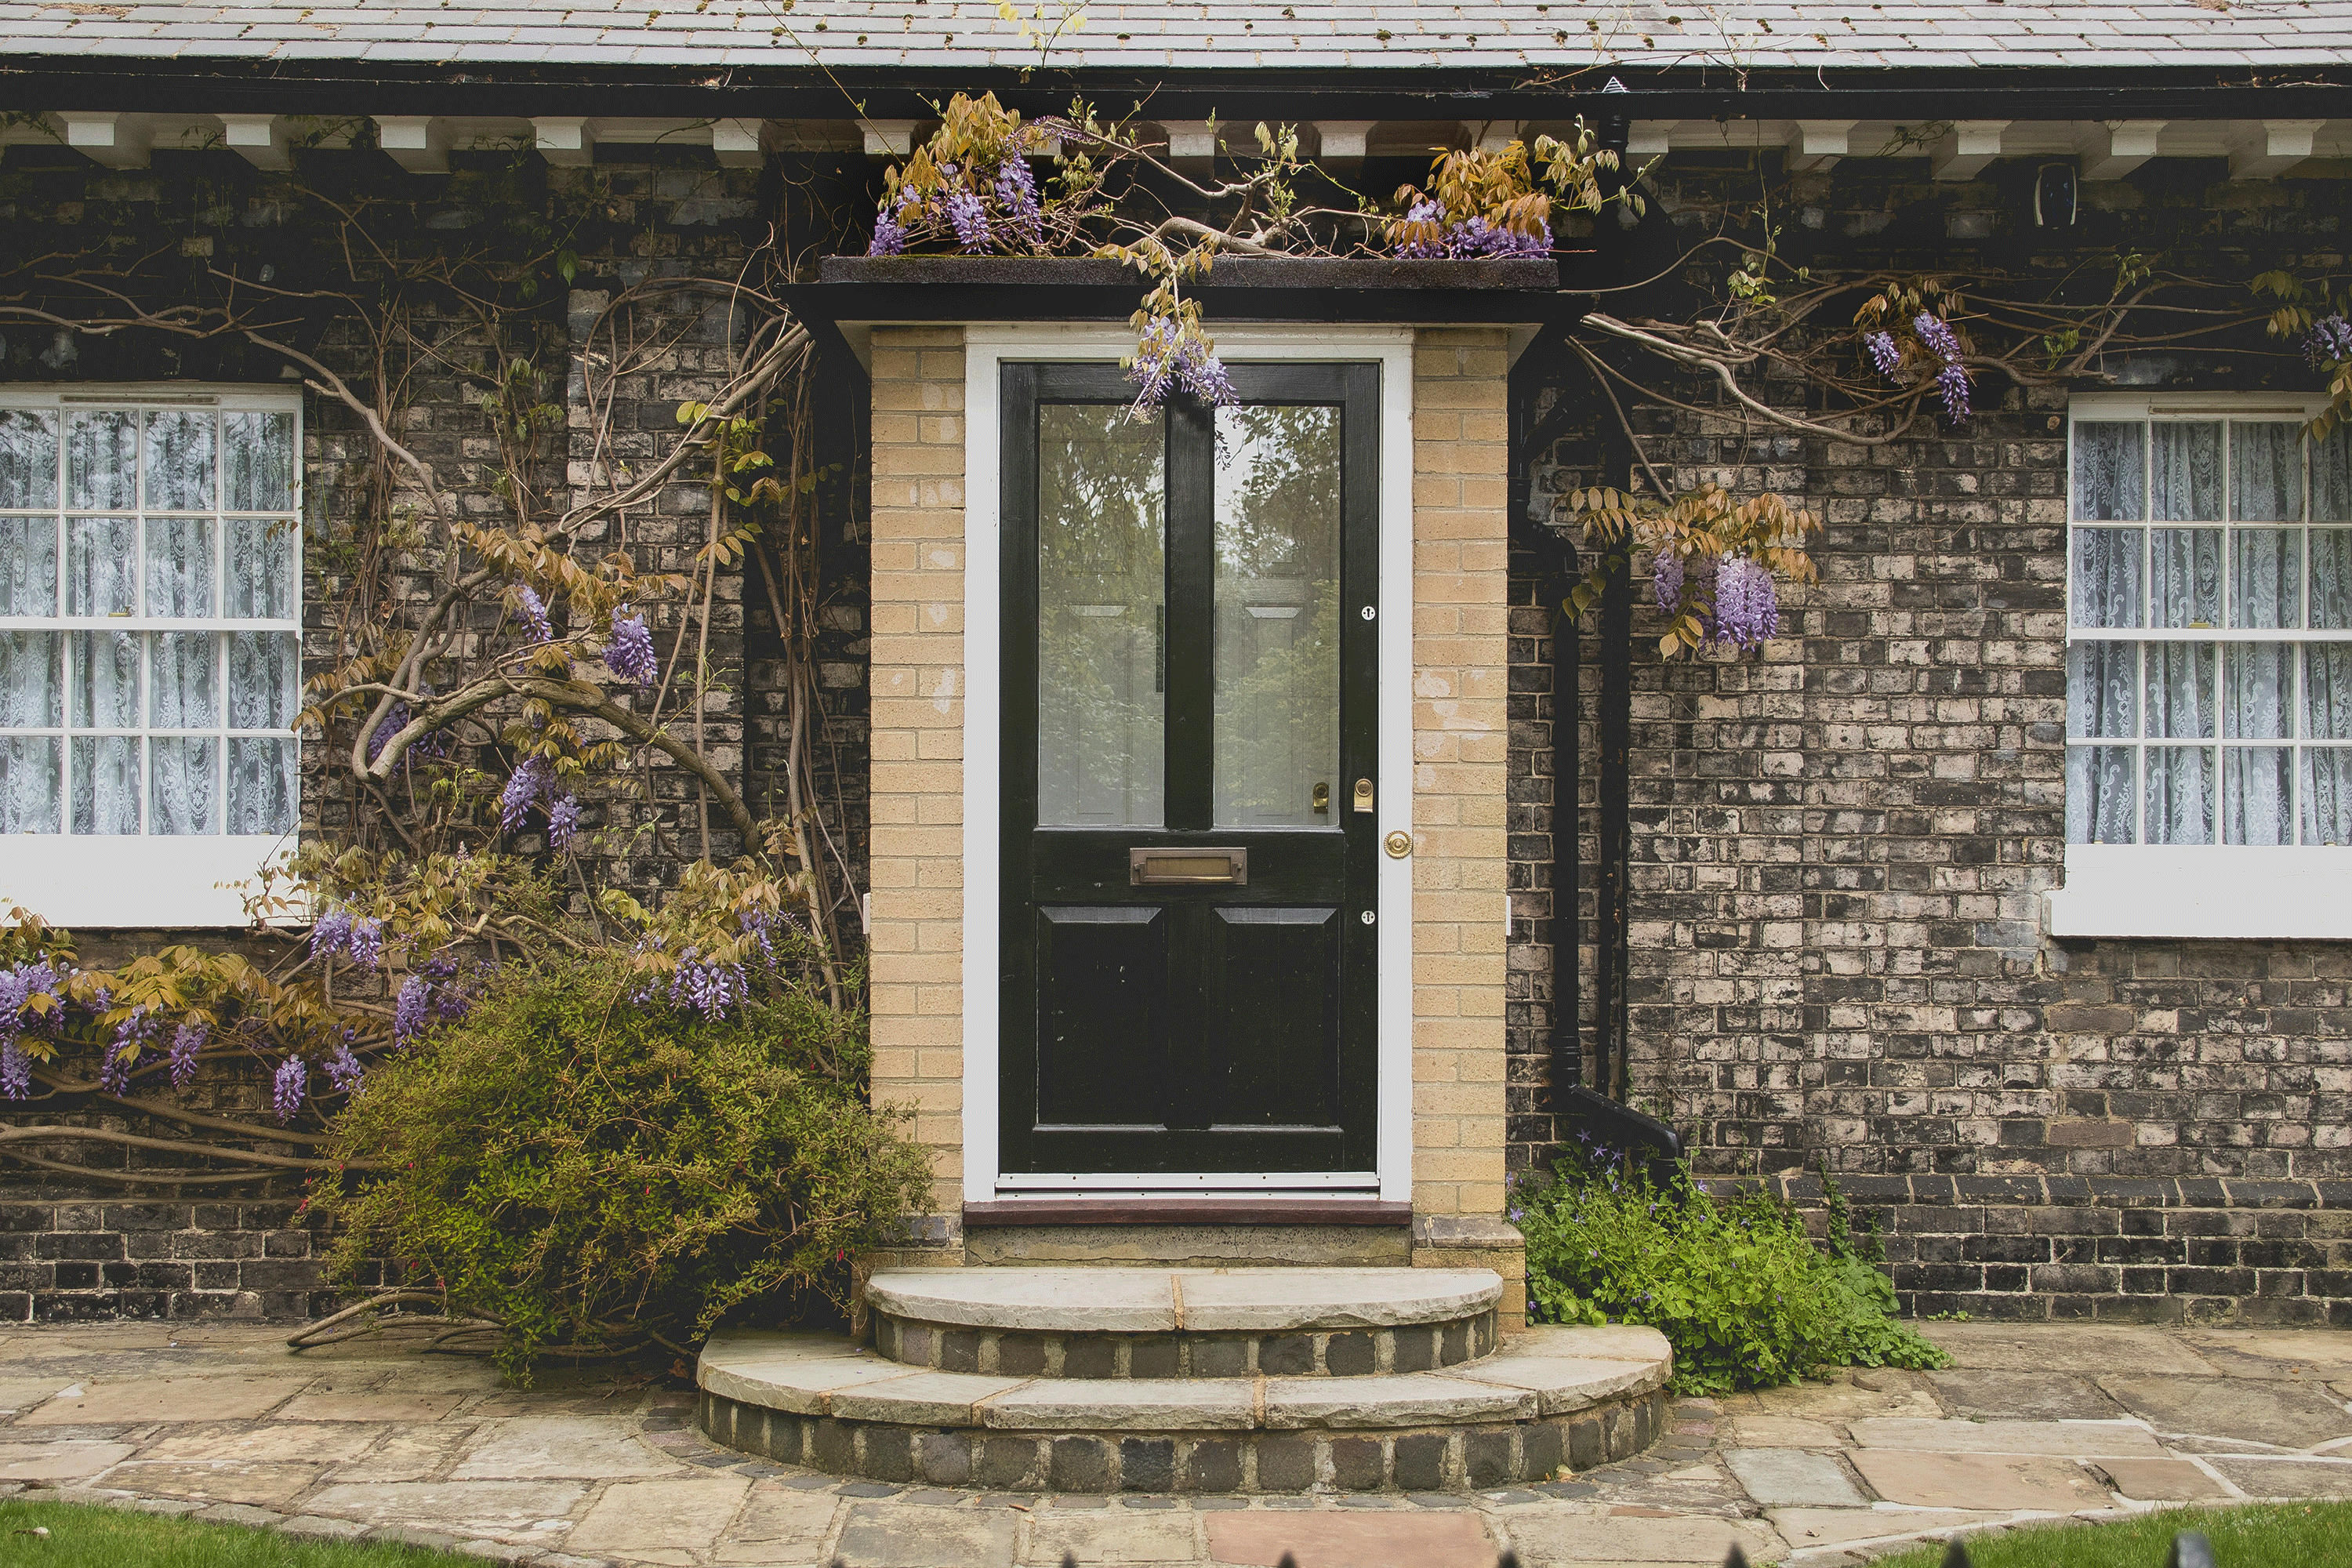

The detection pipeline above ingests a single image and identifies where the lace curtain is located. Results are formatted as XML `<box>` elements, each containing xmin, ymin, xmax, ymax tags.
<box><xmin>0</xmin><ymin>402</ymin><xmax>299</xmax><ymax>837</ymax></box>
<box><xmin>2070</xmin><ymin>417</ymin><xmax>2352</xmax><ymax>846</ymax></box>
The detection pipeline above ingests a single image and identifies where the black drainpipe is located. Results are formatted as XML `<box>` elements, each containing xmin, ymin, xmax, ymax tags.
<box><xmin>1547</xmin><ymin>82</ymin><xmax>1684</xmax><ymax>1175</ymax></box>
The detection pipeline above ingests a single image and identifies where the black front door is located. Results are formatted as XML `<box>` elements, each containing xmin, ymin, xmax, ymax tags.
<box><xmin>1000</xmin><ymin>361</ymin><xmax>1381</xmax><ymax>1175</ymax></box>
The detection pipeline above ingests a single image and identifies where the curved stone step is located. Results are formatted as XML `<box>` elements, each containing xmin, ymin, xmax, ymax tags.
<box><xmin>695</xmin><ymin>1323</ymin><xmax>1675</xmax><ymax>1494</ymax></box>
<box><xmin>866</xmin><ymin>1266</ymin><xmax>1504</xmax><ymax>1379</ymax></box>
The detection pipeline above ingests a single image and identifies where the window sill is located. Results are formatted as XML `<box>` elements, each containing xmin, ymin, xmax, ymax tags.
<box><xmin>0</xmin><ymin>836</ymin><xmax>294</xmax><ymax>928</ymax></box>
<box><xmin>2045</xmin><ymin>844</ymin><xmax>2352</xmax><ymax>940</ymax></box>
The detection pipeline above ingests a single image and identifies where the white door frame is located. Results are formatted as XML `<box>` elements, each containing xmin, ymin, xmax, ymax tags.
<box><xmin>960</xmin><ymin>323</ymin><xmax>1415</xmax><ymax>1203</ymax></box>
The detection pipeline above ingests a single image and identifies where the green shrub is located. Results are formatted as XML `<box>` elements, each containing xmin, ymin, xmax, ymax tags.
<box><xmin>318</xmin><ymin>953</ymin><xmax>931</xmax><ymax>1380</ymax></box>
<box><xmin>1515</xmin><ymin>1145</ymin><xmax>1950</xmax><ymax>1395</ymax></box>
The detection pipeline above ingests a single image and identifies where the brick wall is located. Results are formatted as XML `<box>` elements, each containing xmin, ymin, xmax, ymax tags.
<box><xmin>863</xmin><ymin>325</ymin><xmax>970</xmax><ymax>1215</ymax></box>
<box><xmin>1410</xmin><ymin>329</ymin><xmax>1515</xmax><ymax>1221</ymax></box>
<box><xmin>1505</xmin><ymin>155</ymin><xmax>2352</xmax><ymax>1321</ymax></box>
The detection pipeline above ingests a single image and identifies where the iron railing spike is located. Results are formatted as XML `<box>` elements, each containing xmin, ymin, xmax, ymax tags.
<box><xmin>1940</xmin><ymin>1540</ymin><xmax>1974</xmax><ymax>1568</ymax></box>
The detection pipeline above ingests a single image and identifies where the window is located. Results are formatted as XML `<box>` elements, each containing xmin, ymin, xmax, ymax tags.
<box><xmin>0</xmin><ymin>389</ymin><xmax>300</xmax><ymax>924</ymax></box>
<box><xmin>2052</xmin><ymin>394</ymin><xmax>2352</xmax><ymax>938</ymax></box>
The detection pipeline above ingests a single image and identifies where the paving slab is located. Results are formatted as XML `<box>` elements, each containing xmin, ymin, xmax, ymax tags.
<box><xmin>1846</xmin><ymin>1418</ymin><xmax>2163</xmax><ymax>1457</ymax></box>
<box><xmin>1025</xmin><ymin>1512</ymin><xmax>1201</xmax><ymax>1563</ymax></box>
<box><xmin>0</xmin><ymin>1439</ymin><xmax>134</xmax><ymax>1481</ymax></box>
<box><xmin>1722</xmin><ymin>1448</ymin><xmax>1868</xmax><ymax>1508</ymax></box>
<box><xmin>1207</xmin><ymin>1510</ymin><xmax>1494</xmax><ymax>1568</ymax></box>
<box><xmin>1442</xmin><ymin>1354</ymin><xmax>1669</xmax><ymax>1414</ymax></box>
<box><xmin>0</xmin><ymin>1377</ymin><xmax>80</xmax><ymax>1413</ymax></box>
<box><xmin>2092</xmin><ymin>1457</ymin><xmax>2234</xmax><ymax>1501</ymax></box>
<box><xmin>450</xmin><ymin>1417</ymin><xmax>684</xmax><ymax>1480</ymax></box>
<box><xmin>2177</xmin><ymin>1331</ymin><xmax>2352</xmax><ymax>1381</ymax></box>
<box><xmin>713</xmin><ymin>1483</ymin><xmax>841</xmax><ymax>1561</ymax></box>
<box><xmin>1263</xmin><ymin>1372</ymin><xmax>1533</xmax><ymax>1429</ymax></box>
<box><xmin>2205</xmin><ymin>1457</ymin><xmax>2352</xmax><ymax>1498</ymax></box>
<box><xmin>1500</xmin><ymin>1510</ymin><xmax>1779</xmax><ymax>1566</ymax></box>
<box><xmin>1508</xmin><ymin>1325</ymin><xmax>1676</xmax><ymax>1365</ymax></box>
<box><xmin>99</xmin><ymin>1459</ymin><xmax>324</xmax><ymax>1508</ymax></box>
<box><xmin>1744</xmin><ymin>1381</ymin><xmax>1942</xmax><ymax>1423</ymax></box>
<box><xmin>302</xmin><ymin>1479</ymin><xmax>590</xmax><ymax>1535</ymax></box>
<box><xmin>1847</xmin><ymin>1450</ymin><xmax>2113</xmax><ymax>1512</ymax></box>
<box><xmin>703</xmin><ymin>1348</ymin><xmax>921</xmax><ymax>1416</ymax></box>
<box><xmin>144</xmin><ymin>1422</ymin><xmax>386</xmax><ymax>1464</ymax></box>
<box><xmin>1172</xmin><ymin>1269</ymin><xmax>1501</xmax><ymax>1332</ymax></box>
<box><xmin>1767</xmin><ymin>1508</ymin><xmax>2007</xmax><ymax>1550</ymax></box>
<box><xmin>984</xmin><ymin>1378</ymin><xmax>1254</xmax><ymax>1431</ymax></box>
<box><xmin>1726</xmin><ymin>1417</ymin><xmax>1844</xmax><ymax>1449</ymax></box>
<box><xmin>2098</xmin><ymin>1374</ymin><xmax>2352</xmax><ymax>1448</ymax></box>
<box><xmin>332</xmin><ymin>1425</ymin><xmax>476</xmax><ymax>1483</ymax></box>
<box><xmin>1925</xmin><ymin>1370</ymin><xmax>2126</xmax><ymax>1422</ymax></box>
<box><xmin>831</xmin><ymin>1501</ymin><xmax>1018</xmax><ymax>1568</ymax></box>
<box><xmin>278</xmin><ymin>1390</ymin><xmax>470</xmax><ymax>1423</ymax></box>
<box><xmin>869</xmin><ymin>1271</ymin><xmax>1176</xmax><ymax>1334</ymax></box>
<box><xmin>565</xmin><ymin>1475</ymin><xmax>754</xmax><ymax>1563</ymax></box>
<box><xmin>1920</xmin><ymin>1324</ymin><xmax>2214</xmax><ymax>1377</ymax></box>
<box><xmin>17</xmin><ymin>1375</ymin><xmax>315</xmax><ymax>1425</ymax></box>
<box><xmin>828</xmin><ymin>1370</ymin><xmax>1033</xmax><ymax>1426</ymax></box>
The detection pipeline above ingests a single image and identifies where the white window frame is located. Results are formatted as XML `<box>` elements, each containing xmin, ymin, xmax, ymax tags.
<box><xmin>0</xmin><ymin>384</ymin><xmax>303</xmax><ymax>928</ymax></box>
<box><xmin>2047</xmin><ymin>390</ymin><xmax>2352</xmax><ymax>940</ymax></box>
<box><xmin>959</xmin><ymin>325</ymin><xmax>1414</xmax><ymax>1203</ymax></box>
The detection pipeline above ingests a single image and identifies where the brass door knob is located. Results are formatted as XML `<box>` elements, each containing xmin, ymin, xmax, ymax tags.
<box><xmin>1384</xmin><ymin>830</ymin><xmax>1413</xmax><ymax>859</ymax></box>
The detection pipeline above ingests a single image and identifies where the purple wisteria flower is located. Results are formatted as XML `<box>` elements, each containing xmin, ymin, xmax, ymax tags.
<box><xmin>994</xmin><ymin>156</ymin><xmax>1044</xmax><ymax>246</ymax></box>
<box><xmin>946</xmin><ymin>187</ymin><xmax>991</xmax><ymax>252</ymax></box>
<box><xmin>1126</xmin><ymin>318</ymin><xmax>1238</xmax><ymax>414</ymax></box>
<box><xmin>394</xmin><ymin>974</ymin><xmax>432</xmax><ymax>1047</ymax></box>
<box><xmin>545</xmin><ymin>793</ymin><xmax>583</xmax><ymax>851</ymax></box>
<box><xmin>309</xmin><ymin>908</ymin><xmax>350</xmax><ymax>962</ymax></box>
<box><xmin>324</xmin><ymin>1041</ymin><xmax>365</xmax><ymax>1098</ymax></box>
<box><xmin>169</xmin><ymin>1021</ymin><xmax>207</xmax><ymax>1088</ymax></box>
<box><xmin>604</xmin><ymin>608</ymin><xmax>658</xmax><ymax>688</ymax></box>
<box><xmin>100</xmin><ymin>1007</ymin><xmax>164</xmax><ymax>1095</ymax></box>
<box><xmin>866</xmin><ymin>212</ymin><xmax>908</xmax><ymax>256</ymax></box>
<box><xmin>271</xmin><ymin>1056</ymin><xmax>307</xmax><ymax>1123</ymax></box>
<box><xmin>2305</xmin><ymin>314</ymin><xmax>2352</xmax><ymax>367</ymax></box>
<box><xmin>514</xmin><ymin>585</ymin><xmax>554</xmax><ymax>643</ymax></box>
<box><xmin>1864</xmin><ymin>331</ymin><xmax>1900</xmax><ymax>376</ymax></box>
<box><xmin>367</xmin><ymin>689</ymin><xmax>448</xmax><ymax>768</ymax></box>
<box><xmin>1652</xmin><ymin>550</ymin><xmax>1687</xmax><ymax>616</ymax></box>
<box><xmin>1393</xmin><ymin>198</ymin><xmax>1552</xmax><ymax>260</ymax></box>
<box><xmin>1935</xmin><ymin>361</ymin><xmax>1973</xmax><ymax>423</ymax></box>
<box><xmin>1913</xmin><ymin>312</ymin><xmax>1962</xmax><ymax>362</ymax></box>
<box><xmin>0</xmin><ymin>1041</ymin><xmax>26</xmax><ymax>1102</ymax></box>
<box><xmin>367</xmin><ymin>702</ymin><xmax>408</xmax><ymax>764</ymax></box>
<box><xmin>499</xmin><ymin>754</ymin><xmax>554</xmax><ymax>833</ymax></box>
<box><xmin>1710</xmin><ymin>556</ymin><xmax>1782</xmax><ymax>649</ymax></box>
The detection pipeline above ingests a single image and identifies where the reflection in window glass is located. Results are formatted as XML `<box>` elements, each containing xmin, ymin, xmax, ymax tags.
<box><xmin>1036</xmin><ymin>405</ymin><xmax>1165</xmax><ymax>828</ymax></box>
<box><xmin>1213</xmin><ymin>405</ymin><xmax>1341</xmax><ymax>828</ymax></box>
<box><xmin>2073</xmin><ymin>422</ymin><xmax>2145</xmax><ymax>521</ymax></box>
<box><xmin>2231</xmin><ymin>423</ymin><xmax>2305</xmax><ymax>522</ymax></box>
<box><xmin>2071</xmin><ymin>528</ymin><xmax>2143</xmax><ymax>627</ymax></box>
<box><xmin>2152</xmin><ymin>422</ymin><xmax>2223</xmax><ymax>521</ymax></box>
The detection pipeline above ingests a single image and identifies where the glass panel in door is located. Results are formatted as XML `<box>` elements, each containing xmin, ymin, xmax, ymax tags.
<box><xmin>1036</xmin><ymin>405</ymin><xmax>1166</xmax><ymax>827</ymax></box>
<box><xmin>1213</xmin><ymin>405</ymin><xmax>1341</xmax><ymax>827</ymax></box>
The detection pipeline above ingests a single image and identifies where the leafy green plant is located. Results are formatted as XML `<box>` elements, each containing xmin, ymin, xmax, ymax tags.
<box><xmin>314</xmin><ymin>950</ymin><xmax>931</xmax><ymax>1381</ymax></box>
<box><xmin>1515</xmin><ymin>1142</ymin><xmax>1950</xmax><ymax>1395</ymax></box>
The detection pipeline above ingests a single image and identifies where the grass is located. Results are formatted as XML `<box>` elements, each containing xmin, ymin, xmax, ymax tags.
<box><xmin>0</xmin><ymin>1498</ymin><xmax>461</xmax><ymax>1568</ymax></box>
<box><xmin>1867</xmin><ymin>1501</ymin><xmax>2352</xmax><ymax>1568</ymax></box>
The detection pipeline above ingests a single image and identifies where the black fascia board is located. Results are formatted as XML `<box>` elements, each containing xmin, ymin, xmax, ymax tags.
<box><xmin>2</xmin><ymin>57</ymin><xmax>2348</xmax><ymax>122</ymax></box>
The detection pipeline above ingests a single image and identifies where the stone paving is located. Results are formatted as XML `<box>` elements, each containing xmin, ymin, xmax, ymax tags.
<box><xmin>1</xmin><ymin>1320</ymin><xmax>2348</xmax><ymax>1566</ymax></box>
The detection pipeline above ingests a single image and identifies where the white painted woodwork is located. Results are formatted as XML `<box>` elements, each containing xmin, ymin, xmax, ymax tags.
<box><xmin>1162</xmin><ymin>119</ymin><xmax>1221</xmax><ymax>162</ymax></box>
<box><xmin>713</xmin><ymin>118</ymin><xmax>764</xmax><ymax>167</ymax></box>
<box><xmin>532</xmin><ymin>117</ymin><xmax>596</xmax><ymax>167</ymax></box>
<box><xmin>1625</xmin><ymin>121</ymin><xmax>1674</xmax><ymax>158</ymax></box>
<box><xmin>1930</xmin><ymin>119</ymin><xmax>2009</xmax><ymax>180</ymax></box>
<box><xmin>373</xmin><ymin>116</ymin><xmax>450</xmax><ymax>174</ymax></box>
<box><xmin>2230</xmin><ymin>119</ymin><xmax>2324</xmax><ymax>180</ymax></box>
<box><xmin>2048</xmin><ymin>846</ymin><xmax>2352</xmax><ymax>941</ymax></box>
<box><xmin>1474</xmin><ymin>119</ymin><xmax>1523</xmax><ymax>154</ymax></box>
<box><xmin>218</xmin><ymin>114</ymin><xmax>290</xmax><ymax>170</ymax></box>
<box><xmin>2079</xmin><ymin>119</ymin><xmax>2166</xmax><ymax>181</ymax></box>
<box><xmin>1786</xmin><ymin>119</ymin><xmax>1857</xmax><ymax>172</ymax></box>
<box><xmin>58</xmin><ymin>112</ymin><xmax>150</xmax><ymax>169</ymax></box>
<box><xmin>858</xmin><ymin>119</ymin><xmax>917</xmax><ymax>158</ymax></box>
<box><xmin>1314</xmin><ymin>120</ymin><xmax>1377</xmax><ymax>162</ymax></box>
<box><xmin>2</xmin><ymin>837</ymin><xmax>300</xmax><ymax>928</ymax></box>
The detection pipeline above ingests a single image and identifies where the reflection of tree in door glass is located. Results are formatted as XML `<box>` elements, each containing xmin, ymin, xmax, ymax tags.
<box><xmin>1036</xmin><ymin>405</ymin><xmax>1166</xmax><ymax>827</ymax></box>
<box><xmin>1214</xmin><ymin>405</ymin><xmax>1341</xmax><ymax>827</ymax></box>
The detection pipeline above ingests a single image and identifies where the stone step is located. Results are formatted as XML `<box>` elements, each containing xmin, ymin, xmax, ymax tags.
<box><xmin>866</xmin><ymin>1266</ymin><xmax>1503</xmax><ymax>1378</ymax></box>
<box><xmin>695</xmin><ymin>1323</ymin><xmax>1674</xmax><ymax>1494</ymax></box>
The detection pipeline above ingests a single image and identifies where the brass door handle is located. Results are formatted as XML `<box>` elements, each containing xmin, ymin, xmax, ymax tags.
<box><xmin>1312</xmin><ymin>782</ymin><xmax>1330</xmax><ymax>814</ymax></box>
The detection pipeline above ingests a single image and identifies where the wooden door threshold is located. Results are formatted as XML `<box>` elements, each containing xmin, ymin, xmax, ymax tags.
<box><xmin>963</xmin><ymin>1197</ymin><xmax>1410</xmax><ymax>1227</ymax></box>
